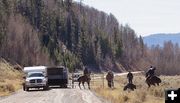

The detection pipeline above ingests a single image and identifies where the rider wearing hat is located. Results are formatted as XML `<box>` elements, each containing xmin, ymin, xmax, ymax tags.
<box><xmin>146</xmin><ymin>66</ymin><xmax>156</xmax><ymax>79</ymax></box>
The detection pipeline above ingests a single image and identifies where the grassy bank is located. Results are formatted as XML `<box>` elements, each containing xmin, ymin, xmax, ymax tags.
<box><xmin>92</xmin><ymin>74</ymin><xmax>180</xmax><ymax>103</ymax></box>
<box><xmin>0</xmin><ymin>59</ymin><xmax>23</xmax><ymax>96</ymax></box>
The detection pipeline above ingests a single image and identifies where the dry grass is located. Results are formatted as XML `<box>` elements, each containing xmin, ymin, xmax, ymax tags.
<box><xmin>92</xmin><ymin>73</ymin><xmax>180</xmax><ymax>103</ymax></box>
<box><xmin>0</xmin><ymin>59</ymin><xmax>23</xmax><ymax>96</ymax></box>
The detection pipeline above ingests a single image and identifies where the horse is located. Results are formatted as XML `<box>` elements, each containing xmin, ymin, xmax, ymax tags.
<box><xmin>77</xmin><ymin>74</ymin><xmax>91</xmax><ymax>89</ymax></box>
<box><xmin>123</xmin><ymin>83</ymin><xmax>136</xmax><ymax>91</ymax></box>
<box><xmin>146</xmin><ymin>76</ymin><xmax>161</xmax><ymax>87</ymax></box>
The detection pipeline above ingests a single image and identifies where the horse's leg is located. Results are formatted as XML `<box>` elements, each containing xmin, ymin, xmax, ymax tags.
<box><xmin>132</xmin><ymin>88</ymin><xmax>134</xmax><ymax>91</ymax></box>
<box><xmin>146</xmin><ymin>78</ymin><xmax>151</xmax><ymax>88</ymax></box>
<box><xmin>82</xmin><ymin>82</ymin><xmax>85</xmax><ymax>89</ymax></box>
<box><xmin>87</xmin><ymin>81</ymin><xmax>90</xmax><ymax>89</ymax></box>
<box><xmin>79</xmin><ymin>81</ymin><xmax>81</xmax><ymax>89</ymax></box>
<box><xmin>107</xmin><ymin>81</ymin><xmax>109</xmax><ymax>88</ymax></box>
<box><xmin>108</xmin><ymin>81</ymin><xmax>111</xmax><ymax>88</ymax></box>
<box><xmin>111</xmin><ymin>81</ymin><xmax>114</xmax><ymax>88</ymax></box>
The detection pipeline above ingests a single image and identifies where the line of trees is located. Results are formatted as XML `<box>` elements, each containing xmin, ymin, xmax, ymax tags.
<box><xmin>146</xmin><ymin>41</ymin><xmax>180</xmax><ymax>75</ymax></box>
<box><xmin>0</xmin><ymin>0</ymin><xmax>143</xmax><ymax>72</ymax></box>
<box><xmin>0</xmin><ymin>0</ymin><xmax>179</xmax><ymax>74</ymax></box>
<box><xmin>15</xmin><ymin>0</ymin><xmax>143</xmax><ymax>71</ymax></box>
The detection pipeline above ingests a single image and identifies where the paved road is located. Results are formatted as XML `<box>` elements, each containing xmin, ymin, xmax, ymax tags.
<box><xmin>0</xmin><ymin>87</ymin><xmax>107</xmax><ymax>103</ymax></box>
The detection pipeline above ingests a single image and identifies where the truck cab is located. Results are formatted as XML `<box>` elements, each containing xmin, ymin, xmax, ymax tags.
<box><xmin>23</xmin><ymin>66</ymin><xmax>48</xmax><ymax>91</ymax></box>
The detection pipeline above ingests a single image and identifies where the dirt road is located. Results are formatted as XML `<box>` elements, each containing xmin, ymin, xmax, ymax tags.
<box><xmin>0</xmin><ymin>71</ymin><xmax>143</xmax><ymax>103</ymax></box>
<box><xmin>0</xmin><ymin>87</ymin><xmax>108</xmax><ymax>103</ymax></box>
<box><xmin>114</xmin><ymin>71</ymin><xmax>144</xmax><ymax>76</ymax></box>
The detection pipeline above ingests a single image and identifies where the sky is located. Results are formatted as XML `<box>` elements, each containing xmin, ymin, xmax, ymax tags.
<box><xmin>74</xmin><ymin>0</ymin><xmax>180</xmax><ymax>36</ymax></box>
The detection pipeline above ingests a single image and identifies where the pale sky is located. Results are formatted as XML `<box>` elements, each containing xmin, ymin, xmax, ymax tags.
<box><xmin>74</xmin><ymin>0</ymin><xmax>180</xmax><ymax>36</ymax></box>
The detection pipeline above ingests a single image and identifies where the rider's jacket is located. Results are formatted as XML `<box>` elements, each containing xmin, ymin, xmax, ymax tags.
<box><xmin>146</xmin><ymin>68</ymin><xmax>155</xmax><ymax>77</ymax></box>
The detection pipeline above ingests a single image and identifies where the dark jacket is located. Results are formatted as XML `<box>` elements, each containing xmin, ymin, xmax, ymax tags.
<box><xmin>106</xmin><ymin>71</ymin><xmax>114</xmax><ymax>81</ymax></box>
<box><xmin>127</xmin><ymin>72</ymin><xmax>133</xmax><ymax>79</ymax></box>
<box><xmin>83</xmin><ymin>68</ymin><xmax>89</xmax><ymax>75</ymax></box>
<box><xmin>146</xmin><ymin>68</ymin><xmax>155</xmax><ymax>77</ymax></box>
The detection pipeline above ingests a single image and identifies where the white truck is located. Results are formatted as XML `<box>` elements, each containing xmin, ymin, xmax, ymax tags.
<box><xmin>23</xmin><ymin>66</ymin><xmax>48</xmax><ymax>91</ymax></box>
<box><xmin>23</xmin><ymin>66</ymin><xmax>69</xmax><ymax>91</ymax></box>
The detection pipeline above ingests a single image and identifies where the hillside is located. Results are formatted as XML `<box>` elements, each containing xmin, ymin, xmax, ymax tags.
<box><xmin>0</xmin><ymin>59</ymin><xmax>22</xmax><ymax>96</ymax></box>
<box><xmin>143</xmin><ymin>33</ymin><xmax>180</xmax><ymax>47</ymax></box>
<box><xmin>0</xmin><ymin>0</ymin><xmax>145</xmax><ymax>72</ymax></box>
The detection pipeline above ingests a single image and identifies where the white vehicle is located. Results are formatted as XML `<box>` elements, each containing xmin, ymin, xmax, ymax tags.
<box><xmin>23</xmin><ymin>66</ymin><xmax>48</xmax><ymax>91</ymax></box>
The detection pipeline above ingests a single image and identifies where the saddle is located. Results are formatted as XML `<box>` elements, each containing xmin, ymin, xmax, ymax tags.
<box><xmin>147</xmin><ymin>75</ymin><xmax>155</xmax><ymax>80</ymax></box>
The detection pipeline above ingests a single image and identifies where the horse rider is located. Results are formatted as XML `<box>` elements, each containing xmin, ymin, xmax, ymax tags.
<box><xmin>83</xmin><ymin>67</ymin><xmax>89</xmax><ymax>76</ymax></box>
<box><xmin>146</xmin><ymin>66</ymin><xmax>156</xmax><ymax>79</ymax></box>
<box><xmin>106</xmin><ymin>70</ymin><xmax>114</xmax><ymax>88</ymax></box>
<box><xmin>83</xmin><ymin>67</ymin><xmax>91</xmax><ymax>78</ymax></box>
<box><xmin>127</xmin><ymin>71</ymin><xmax>133</xmax><ymax>84</ymax></box>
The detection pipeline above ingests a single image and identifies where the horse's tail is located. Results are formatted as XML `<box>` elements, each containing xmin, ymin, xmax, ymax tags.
<box><xmin>123</xmin><ymin>86</ymin><xmax>127</xmax><ymax>91</ymax></box>
<box><xmin>159</xmin><ymin>78</ymin><xmax>162</xmax><ymax>83</ymax></box>
<box><xmin>133</xmin><ymin>84</ymin><xmax>136</xmax><ymax>89</ymax></box>
<box><xmin>156</xmin><ymin>76</ymin><xmax>161</xmax><ymax>83</ymax></box>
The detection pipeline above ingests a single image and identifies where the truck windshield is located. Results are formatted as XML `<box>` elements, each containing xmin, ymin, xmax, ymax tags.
<box><xmin>28</xmin><ymin>73</ymin><xmax>44</xmax><ymax>77</ymax></box>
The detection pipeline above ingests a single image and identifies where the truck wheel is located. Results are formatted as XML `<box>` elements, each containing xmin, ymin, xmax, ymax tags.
<box><xmin>26</xmin><ymin>87</ymin><xmax>29</xmax><ymax>91</ymax></box>
<box><xmin>43</xmin><ymin>85</ymin><xmax>49</xmax><ymax>90</ymax></box>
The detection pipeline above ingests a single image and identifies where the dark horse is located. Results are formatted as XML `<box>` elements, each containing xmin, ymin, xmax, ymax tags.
<box><xmin>123</xmin><ymin>83</ymin><xmax>136</xmax><ymax>91</ymax></box>
<box><xmin>78</xmin><ymin>74</ymin><xmax>91</xmax><ymax>89</ymax></box>
<box><xmin>146</xmin><ymin>76</ymin><xmax>161</xmax><ymax>87</ymax></box>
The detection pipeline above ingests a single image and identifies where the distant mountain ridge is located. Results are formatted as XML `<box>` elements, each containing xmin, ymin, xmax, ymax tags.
<box><xmin>143</xmin><ymin>33</ymin><xmax>180</xmax><ymax>47</ymax></box>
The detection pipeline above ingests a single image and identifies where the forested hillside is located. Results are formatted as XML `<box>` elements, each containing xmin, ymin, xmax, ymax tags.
<box><xmin>0</xmin><ymin>0</ymin><xmax>145</xmax><ymax>72</ymax></box>
<box><xmin>0</xmin><ymin>0</ymin><xmax>179</xmax><ymax>75</ymax></box>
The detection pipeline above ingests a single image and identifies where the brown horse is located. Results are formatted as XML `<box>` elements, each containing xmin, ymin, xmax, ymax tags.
<box><xmin>78</xmin><ymin>74</ymin><xmax>91</xmax><ymax>89</ymax></box>
<box><xmin>146</xmin><ymin>76</ymin><xmax>161</xmax><ymax>87</ymax></box>
<box><xmin>123</xmin><ymin>83</ymin><xmax>136</xmax><ymax>91</ymax></box>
